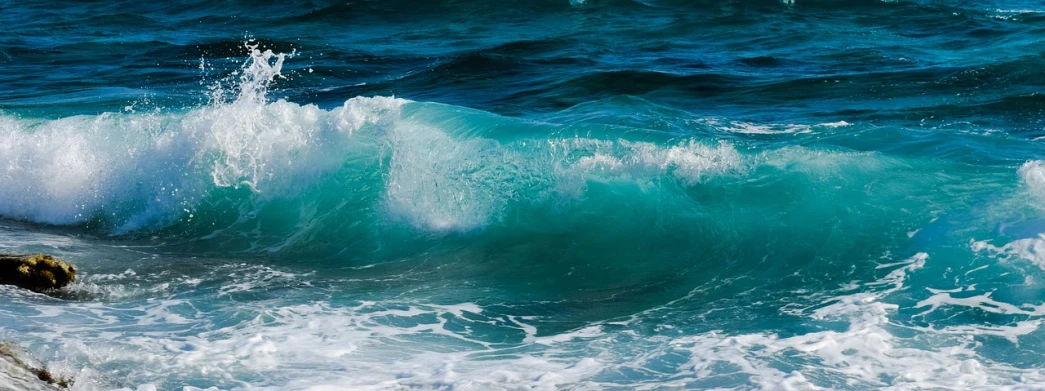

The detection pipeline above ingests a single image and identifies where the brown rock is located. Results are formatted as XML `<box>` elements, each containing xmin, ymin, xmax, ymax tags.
<box><xmin>0</xmin><ymin>254</ymin><xmax>76</xmax><ymax>292</ymax></box>
<box><xmin>0</xmin><ymin>342</ymin><xmax>72</xmax><ymax>389</ymax></box>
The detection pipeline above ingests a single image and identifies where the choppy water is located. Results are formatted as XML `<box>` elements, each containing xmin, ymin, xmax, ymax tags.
<box><xmin>3</xmin><ymin>0</ymin><xmax>1045</xmax><ymax>389</ymax></box>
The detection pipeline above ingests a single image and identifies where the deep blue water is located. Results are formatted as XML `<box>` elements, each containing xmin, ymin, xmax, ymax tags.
<box><xmin>3</xmin><ymin>0</ymin><xmax>1045</xmax><ymax>389</ymax></box>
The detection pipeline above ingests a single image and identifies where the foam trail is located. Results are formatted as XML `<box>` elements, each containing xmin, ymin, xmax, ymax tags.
<box><xmin>5</xmin><ymin>251</ymin><xmax>1042</xmax><ymax>390</ymax></box>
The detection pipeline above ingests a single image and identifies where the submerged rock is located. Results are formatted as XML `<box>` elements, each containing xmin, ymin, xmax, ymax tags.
<box><xmin>0</xmin><ymin>254</ymin><xmax>76</xmax><ymax>293</ymax></box>
<box><xmin>0</xmin><ymin>342</ymin><xmax>71</xmax><ymax>390</ymax></box>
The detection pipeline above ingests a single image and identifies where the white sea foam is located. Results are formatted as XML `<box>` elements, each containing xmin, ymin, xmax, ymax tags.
<box><xmin>0</xmin><ymin>42</ymin><xmax>892</xmax><ymax>238</ymax></box>
<box><xmin>713</xmin><ymin>119</ymin><xmax>815</xmax><ymax>135</ymax></box>
<box><xmin>564</xmin><ymin>139</ymin><xmax>745</xmax><ymax>186</ymax></box>
<box><xmin>966</xmin><ymin>161</ymin><xmax>1045</xmax><ymax>270</ymax></box>
<box><xmin>972</xmin><ymin>234</ymin><xmax>1045</xmax><ymax>271</ymax></box>
<box><xmin>0</xmin><ymin>45</ymin><xmax>407</xmax><ymax>232</ymax></box>
<box><xmin>0</xmin><ymin>90</ymin><xmax>754</xmax><ymax>235</ymax></box>
<box><xmin>708</xmin><ymin>119</ymin><xmax>849</xmax><ymax>135</ymax></box>
<box><xmin>1020</xmin><ymin>160</ymin><xmax>1045</xmax><ymax>203</ymax></box>
<box><xmin>0</xmin><ymin>43</ymin><xmax>760</xmax><ymax>235</ymax></box>
<box><xmin>383</xmin><ymin>132</ymin><xmax>748</xmax><ymax>231</ymax></box>
<box><xmin>668</xmin><ymin>253</ymin><xmax>1045</xmax><ymax>390</ymax></box>
<box><xmin>2</xmin><ymin>250</ymin><xmax>1040</xmax><ymax>390</ymax></box>
<box><xmin>988</xmin><ymin>8</ymin><xmax>1044</xmax><ymax>20</ymax></box>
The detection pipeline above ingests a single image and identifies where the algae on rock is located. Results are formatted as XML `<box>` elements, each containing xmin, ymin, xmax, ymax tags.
<box><xmin>0</xmin><ymin>254</ymin><xmax>76</xmax><ymax>292</ymax></box>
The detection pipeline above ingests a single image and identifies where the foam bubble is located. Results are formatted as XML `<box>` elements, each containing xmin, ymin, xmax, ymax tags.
<box><xmin>1020</xmin><ymin>160</ymin><xmax>1045</xmax><ymax>203</ymax></box>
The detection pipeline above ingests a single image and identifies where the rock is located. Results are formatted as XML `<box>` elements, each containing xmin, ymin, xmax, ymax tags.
<box><xmin>0</xmin><ymin>342</ymin><xmax>71</xmax><ymax>390</ymax></box>
<box><xmin>0</xmin><ymin>254</ymin><xmax>76</xmax><ymax>292</ymax></box>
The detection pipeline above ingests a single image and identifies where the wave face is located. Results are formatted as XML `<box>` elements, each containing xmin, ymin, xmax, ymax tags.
<box><xmin>5</xmin><ymin>0</ymin><xmax>1045</xmax><ymax>390</ymax></box>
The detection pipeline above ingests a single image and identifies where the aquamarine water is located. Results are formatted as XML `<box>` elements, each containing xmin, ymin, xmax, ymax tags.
<box><xmin>2</xmin><ymin>0</ymin><xmax>1045</xmax><ymax>389</ymax></box>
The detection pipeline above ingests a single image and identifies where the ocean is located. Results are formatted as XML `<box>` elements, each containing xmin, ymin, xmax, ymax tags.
<box><xmin>2</xmin><ymin>0</ymin><xmax>1045</xmax><ymax>389</ymax></box>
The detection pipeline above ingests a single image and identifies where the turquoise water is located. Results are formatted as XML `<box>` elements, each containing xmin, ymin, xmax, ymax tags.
<box><xmin>3</xmin><ymin>0</ymin><xmax>1045</xmax><ymax>389</ymax></box>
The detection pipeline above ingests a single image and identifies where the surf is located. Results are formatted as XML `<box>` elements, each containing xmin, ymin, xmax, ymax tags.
<box><xmin>4</xmin><ymin>38</ymin><xmax>1045</xmax><ymax>390</ymax></box>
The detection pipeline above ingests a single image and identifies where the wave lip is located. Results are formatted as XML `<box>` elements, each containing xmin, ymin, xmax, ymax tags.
<box><xmin>0</xmin><ymin>95</ymin><xmax>408</xmax><ymax>233</ymax></box>
<box><xmin>3</xmin><ymin>93</ymin><xmax>762</xmax><ymax>249</ymax></box>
